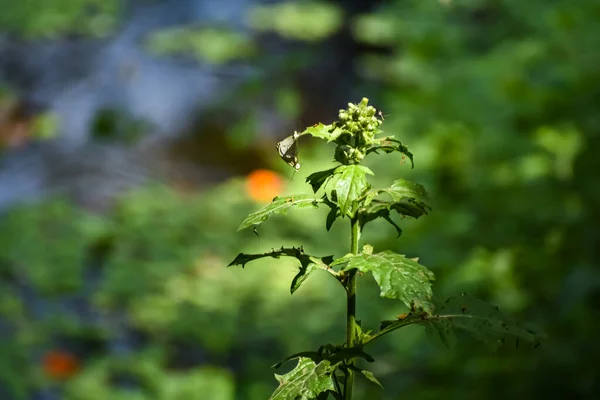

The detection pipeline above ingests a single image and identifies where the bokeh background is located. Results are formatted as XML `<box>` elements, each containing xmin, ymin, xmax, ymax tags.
<box><xmin>0</xmin><ymin>0</ymin><xmax>598</xmax><ymax>399</ymax></box>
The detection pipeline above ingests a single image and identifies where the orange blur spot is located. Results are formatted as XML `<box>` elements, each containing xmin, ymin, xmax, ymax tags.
<box><xmin>246</xmin><ymin>169</ymin><xmax>283</xmax><ymax>203</ymax></box>
<box><xmin>42</xmin><ymin>350</ymin><xmax>80</xmax><ymax>380</ymax></box>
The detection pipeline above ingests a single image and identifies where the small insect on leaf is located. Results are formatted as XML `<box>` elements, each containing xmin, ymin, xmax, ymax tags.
<box><xmin>396</xmin><ymin>313</ymin><xmax>410</xmax><ymax>320</ymax></box>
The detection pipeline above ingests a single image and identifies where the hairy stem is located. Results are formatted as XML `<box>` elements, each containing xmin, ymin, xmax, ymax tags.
<box><xmin>344</xmin><ymin>216</ymin><xmax>360</xmax><ymax>400</ymax></box>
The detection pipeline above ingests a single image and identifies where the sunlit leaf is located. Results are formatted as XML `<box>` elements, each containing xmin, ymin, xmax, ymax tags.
<box><xmin>238</xmin><ymin>194</ymin><xmax>323</xmax><ymax>230</ymax></box>
<box><xmin>299</xmin><ymin>123</ymin><xmax>344</xmax><ymax>142</ymax></box>
<box><xmin>323</xmin><ymin>165</ymin><xmax>374</xmax><ymax>218</ymax></box>
<box><xmin>270</xmin><ymin>357</ymin><xmax>335</xmax><ymax>400</ymax></box>
<box><xmin>332</xmin><ymin>249</ymin><xmax>435</xmax><ymax>315</ymax></box>
<box><xmin>386</xmin><ymin>179</ymin><xmax>430</xmax><ymax>204</ymax></box>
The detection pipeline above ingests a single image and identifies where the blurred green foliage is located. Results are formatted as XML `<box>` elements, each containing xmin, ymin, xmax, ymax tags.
<box><xmin>146</xmin><ymin>26</ymin><xmax>256</xmax><ymax>64</ymax></box>
<box><xmin>145</xmin><ymin>1</ymin><xmax>344</xmax><ymax>64</ymax></box>
<box><xmin>246</xmin><ymin>1</ymin><xmax>343</xmax><ymax>42</ymax></box>
<box><xmin>1</xmin><ymin>0</ymin><xmax>599</xmax><ymax>399</ymax></box>
<box><xmin>0</xmin><ymin>0</ymin><xmax>118</xmax><ymax>38</ymax></box>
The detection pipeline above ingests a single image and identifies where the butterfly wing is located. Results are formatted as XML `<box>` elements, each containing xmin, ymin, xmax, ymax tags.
<box><xmin>277</xmin><ymin>133</ymin><xmax>300</xmax><ymax>170</ymax></box>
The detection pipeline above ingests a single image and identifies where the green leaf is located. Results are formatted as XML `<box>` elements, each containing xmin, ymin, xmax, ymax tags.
<box><xmin>306</xmin><ymin>168</ymin><xmax>337</xmax><ymax>193</ymax></box>
<box><xmin>420</xmin><ymin>294</ymin><xmax>547</xmax><ymax>351</ymax></box>
<box><xmin>356</xmin><ymin>368</ymin><xmax>384</xmax><ymax>389</ymax></box>
<box><xmin>366</xmin><ymin>137</ymin><xmax>414</xmax><ymax>168</ymax></box>
<box><xmin>270</xmin><ymin>358</ymin><xmax>336</xmax><ymax>400</ymax></box>
<box><xmin>272</xmin><ymin>352</ymin><xmax>323</xmax><ymax>369</ymax></box>
<box><xmin>362</xmin><ymin>179</ymin><xmax>430</xmax><ymax>211</ymax></box>
<box><xmin>387</xmin><ymin>179</ymin><xmax>430</xmax><ymax>204</ymax></box>
<box><xmin>358</xmin><ymin>179</ymin><xmax>431</xmax><ymax>237</ymax></box>
<box><xmin>354</xmin><ymin>321</ymin><xmax>373</xmax><ymax>345</ymax></box>
<box><xmin>324</xmin><ymin>165</ymin><xmax>374</xmax><ymax>218</ymax></box>
<box><xmin>227</xmin><ymin>247</ymin><xmax>334</xmax><ymax>294</ymax></box>
<box><xmin>291</xmin><ymin>254</ymin><xmax>334</xmax><ymax>294</ymax></box>
<box><xmin>359</xmin><ymin>207</ymin><xmax>405</xmax><ymax>238</ymax></box>
<box><xmin>238</xmin><ymin>194</ymin><xmax>323</xmax><ymax>230</ymax></box>
<box><xmin>332</xmin><ymin>250</ymin><xmax>435</xmax><ymax>315</ymax></box>
<box><xmin>325</xmin><ymin>204</ymin><xmax>339</xmax><ymax>231</ymax></box>
<box><xmin>299</xmin><ymin>123</ymin><xmax>345</xmax><ymax>142</ymax></box>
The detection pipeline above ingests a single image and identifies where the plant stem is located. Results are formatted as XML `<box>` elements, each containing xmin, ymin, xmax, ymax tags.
<box><xmin>344</xmin><ymin>216</ymin><xmax>360</xmax><ymax>400</ymax></box>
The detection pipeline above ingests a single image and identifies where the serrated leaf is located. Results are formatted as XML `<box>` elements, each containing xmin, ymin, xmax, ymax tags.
<box><xmin>358</xmin><ymin>179</ymin><xmax>431</xmax><ymax>237</ymax></box>
<box><xmin>270</xmin><ymin>358</ymin><xmax>336</xmax><ymax>400</ymax></box>
<box><xmin>366</xmin><ymin>136</ymin><xmax>414</xmax><ymax>168</ymax></box>
<box><xmin>228</xmin><ymin>247</ymin><xmax>334</xmax><ymax>293</ymax></box>
<box><xmin>238</xmin><ymin>194</ymin><xmax>323</xmax><ymax>230</ymax></box>
<box><xmin>300</xmin><ymin>123</ymin><xmax>345</xmax><ymax>142</ymax></box>
<box><xmin>324</xmin><ymin>165</ymin><xmax>374</xmax><ymax>218</ymax></box>
<box><xmin>387</xmin><ymin>179</ymin><xmax>430</xmax><ymax>203</ymax></box>
<box><xmin>361</xmin><ymin>179</ymin><xmax>430</xmax><ymax>215</ymax></box>
<box><xmin>332</xmin><ymin>250</ymin><xmax>435</xmax><ymax>315</ymax></box>
<box><xmin>420</xmin><ymin>294</ymin><xmax>547</xmax><ymax>351</ymax></box>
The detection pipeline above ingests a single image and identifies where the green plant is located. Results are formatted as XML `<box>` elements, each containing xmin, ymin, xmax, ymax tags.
<box><xmin>229</xmin><ymin>98</ymin><xmax>546</xmax><ymax>400</ymax></box>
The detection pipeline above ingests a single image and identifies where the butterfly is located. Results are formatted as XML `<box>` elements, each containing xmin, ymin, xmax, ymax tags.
<box><xmin>276</xmin><ymin>130</ymin><xmax>301</xmax><ymax>172</ymax></box>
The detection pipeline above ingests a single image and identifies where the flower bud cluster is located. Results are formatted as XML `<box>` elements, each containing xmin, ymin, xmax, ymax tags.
<box><xmin>333</xmin><ymin>98</ymin><xmax>382</xmax><ymax>164</ymax></box>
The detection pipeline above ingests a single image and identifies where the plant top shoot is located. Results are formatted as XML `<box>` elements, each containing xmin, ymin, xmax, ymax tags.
<box><xmin>229</xmin><ymin>98</ymin><xmax>546</xmax><ymax>400</ymax></box>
